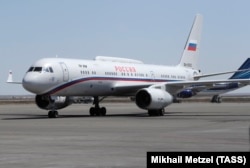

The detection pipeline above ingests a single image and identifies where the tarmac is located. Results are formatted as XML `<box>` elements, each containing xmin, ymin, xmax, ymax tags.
<box><xmin>0</xmin><ymin>102</ymin><xmax>250</xmax><ymax>168</ymax></box>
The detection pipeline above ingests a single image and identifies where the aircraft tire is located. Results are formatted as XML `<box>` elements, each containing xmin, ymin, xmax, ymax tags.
<box><xmin>158</xmin><ymin>109</ymin><xmax>165</xmax><ymax>116</ymax></box>
<box><xmin>148</xmin><ymin>109</ymin><xmax>165</xmax><ymax>116</ymax></box>
<box><xmin>216</xmin><ymin>96</ymin><xmax>222</xmax><ymax>103</ymax></box>
<box><xmin>95</xmin><ymin>109</ymin><xmax>101</xmax><ymax>116</ymax></box>
<box><xmin>90</xmin><ymin>107</ymin><xmax>106</xmax><ymax>116</ymax></box>
<box><xmin>48</xmin><ymin>111</ymin><xmax>53</xmax><ymax>118</ymax></box>
<box><xmin>148</xmin><ymin>110</ymin><xmax>153</xmax><ymax>116</ymax></box>
<box><xmin>48</xmin><ymin>111</ymin><xmax>58</xmax><ymax>118</ymax></box>
<box><xmin>211</xmin><ymin>95</ymin><xmax>222</xmax><ymax>103</ymax></box>
<box><xmin>89</xmin><ymin>107</ymin><xmax>95</xmax><ymax>116</ymax></box>
<box><xmin>100</xmin><ymin>107</ymin><xmax>106</xmax><ymax>116</ymax></box>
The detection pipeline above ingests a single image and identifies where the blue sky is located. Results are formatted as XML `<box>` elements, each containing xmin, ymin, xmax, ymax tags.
<box><xmin>1</xmin><ymin>0</ymin><xmax>250</xmax><ymax>95</ymax></box>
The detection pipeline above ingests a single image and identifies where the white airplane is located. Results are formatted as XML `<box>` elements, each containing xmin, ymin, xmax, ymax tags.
<box><xmin>7</xmin><ymin>14</ymin><xmax>250</xmax><ymax>118</ymax></box>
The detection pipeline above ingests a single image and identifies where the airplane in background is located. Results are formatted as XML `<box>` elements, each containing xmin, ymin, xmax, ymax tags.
<box><xmin>198</xmin><ymin>58</ymin><xmax>250</xmax><ymax>103</ymax></box>
<box><xmin>176</xmin><ymin>58</ymin><xmax>250</xmax><ymax>103</ymax></box>
<box><xmin>7</xmin><ymin>14</ymin><xmax>250</xmax><ymax>118</ymax></box>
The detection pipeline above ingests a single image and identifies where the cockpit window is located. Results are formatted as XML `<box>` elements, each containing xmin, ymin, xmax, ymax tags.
<box><xmin>43</xmin><ymin>67</ymin><xmax>50</xmax><ymax>73</ymax></box>
<box><xmin>49</xmin><ymin>67</ymin><xmax>53</xmax><ymax>73</ymax></box>
<box><xmin>27</xmin><ymin>66</ymin><xmax>54</xmax><ymax>73</ymax></box>
<box><xmin>27</xmin><ymin>67</ymin><xmax>34</xmax><ymax>72</ymax></box>
<box><xmin>34</xmin><ymin>67</ymin><xmax>42</xmax><ymax>72</ymax></box>
<box><xmin>43</xmin><ymin>66</ymin><xmax>54</xmax><ymax>73</ymax></box>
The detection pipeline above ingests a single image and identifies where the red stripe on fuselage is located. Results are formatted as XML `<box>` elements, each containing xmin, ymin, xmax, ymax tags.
<box><xmin>44</xmin><ymin>77</ymin><xmax>175</xmax><ymax>95</ymax></box>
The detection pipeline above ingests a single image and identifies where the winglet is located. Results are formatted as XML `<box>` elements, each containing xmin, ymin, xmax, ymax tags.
<box><xmin>6</xmin><ymin>70</ymin><xmax>22</xmax><ymax>84</ymax></box>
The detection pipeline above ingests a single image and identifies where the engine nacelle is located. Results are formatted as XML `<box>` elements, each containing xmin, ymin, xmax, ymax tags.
<box><xmin>35</xmin><ymin>95</ymin><xmax>73</xmax><ymax>110</ymax></box>
<box><xmin>135</xmin><ymin>88</ymin><xmax>173</xmax><ymax>110</ymax></box>
<box><xmin>177</xmin><ymin>89</ymin><xmax>195</xmax><ymax>98</ymax></box>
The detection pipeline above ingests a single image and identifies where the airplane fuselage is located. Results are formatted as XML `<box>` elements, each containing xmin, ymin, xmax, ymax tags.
<box><xmin>22</xmin><ymin>58</ymin><xmax>198</xmax><ymax>96</ymax></box>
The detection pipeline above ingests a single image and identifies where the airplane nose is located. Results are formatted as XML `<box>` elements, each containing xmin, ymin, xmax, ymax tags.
<box><xmin>22</xmin><ymin>73</ymin><xmax>46</xmax><ymax>94</ymax></box>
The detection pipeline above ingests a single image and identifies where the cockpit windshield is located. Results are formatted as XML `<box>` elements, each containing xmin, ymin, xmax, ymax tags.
<box><xmin>34</xmin><ymin>67</ymin><xmax>42</xmax><ymax>72</ymax></box>
<box><xmin>27</xmin><ymin>66</ymin><xmax>54</xmax><ymax>73</ymax></box>
<box><xmin>27</xmin><ymin>67</ymin><xmax>34</xmax><ymax>72</ymax></box>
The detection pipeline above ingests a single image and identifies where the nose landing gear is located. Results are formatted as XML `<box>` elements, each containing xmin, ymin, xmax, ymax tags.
<box><xmin>47</xmin><ymin>96</ymin><xmax>59</xmax><ymax>118</ymax></box>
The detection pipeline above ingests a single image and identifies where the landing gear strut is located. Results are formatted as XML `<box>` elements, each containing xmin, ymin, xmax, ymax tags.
<box><xmin>89</xmin><ymin>96</ymin><xmax>107</xmax><ymax>116</ymax></box>
<box><xmin>47</xmin><ymin>96</ymin><xmax>59</xmax><ymax>118</ymax></box>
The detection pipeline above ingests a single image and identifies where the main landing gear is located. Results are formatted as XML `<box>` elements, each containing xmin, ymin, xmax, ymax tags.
<box><xmin>148</xmin><ymin>109</ymin><xmax>165</xmax><ymax>116</ymax></box>
<box><xmin>89</xmin><ymin>96</ymin><xmax>107</xmax><ymax>116</ymax></box>
<box><xmin>211</xmin><ymin>95</ymin><xmax>222</xmax><ymax>103</ymax></box>
<box><xmin>48</xmin><ymin>111</ymin><xmax>58</xmax><ymax>118</ymax></box>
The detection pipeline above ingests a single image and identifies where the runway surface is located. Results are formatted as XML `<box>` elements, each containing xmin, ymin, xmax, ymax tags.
<box><xmin>0</xmin><ymin>102</ymin><xmax>250</xmax><ymax>168</ymax></box>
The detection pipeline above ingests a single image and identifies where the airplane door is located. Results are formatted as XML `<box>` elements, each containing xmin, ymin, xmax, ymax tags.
<box><xmin>60</xmin><ymin>62</ymin><xmax>69</xmax><ymax>82</ymax></box>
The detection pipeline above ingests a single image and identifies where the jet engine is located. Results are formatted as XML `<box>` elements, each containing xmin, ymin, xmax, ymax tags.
<box><xmin>35</xmin><ymin>95</ymin><xmax>73</xmax><ymax>110</ymax></box>
<box><xmin>135</xmin><ymin>88</ymin><xmax>173</xmax><ymax>110</ymax></box>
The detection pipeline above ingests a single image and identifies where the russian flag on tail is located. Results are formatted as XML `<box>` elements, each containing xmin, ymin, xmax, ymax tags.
<box><xmin>187</xmin><ymin>40</ymin><xmax>197</xmax><ymax>51</ymax></box>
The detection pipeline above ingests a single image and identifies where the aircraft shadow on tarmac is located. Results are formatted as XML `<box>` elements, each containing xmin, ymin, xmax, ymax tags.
<box><xmin>1</xmin><ymin>112</ymin><xmax>148</xmax><ymax>120</ymax></box>
<box><xmin>2</xmin><ymin>111</ymin><xmax>250</xmax><ymax>120</ymax></box>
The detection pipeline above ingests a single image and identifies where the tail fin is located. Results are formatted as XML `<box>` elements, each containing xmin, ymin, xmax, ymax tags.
<box><xmin>6</xmin><ymin>70</ymin><xmax>22</xmax><ymax>84</ymax></box>
<box><xmin>7</xmin><ymin>70</ymin><xmax>13</xmax><ymax>83</ymax></box>
<box><xmin>230</xmin><ymin>58</ymin><xmax>250</xmax><ymax>79</ymax></box>
<box><xmin>178</xmin><ymin>14</ymin><xmax>203</xmax><ymax>70</ymax></box>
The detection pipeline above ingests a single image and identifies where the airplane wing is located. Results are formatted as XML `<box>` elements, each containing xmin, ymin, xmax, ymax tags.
<box><xmin>113</xmin><ymin>79</ymin><xmax>250</xmax><ymax>97</ymax></box>
<box><xmin>155</xmin><ymin>79</ymin><xmax>250</xmax><ymax>95</ymax></box>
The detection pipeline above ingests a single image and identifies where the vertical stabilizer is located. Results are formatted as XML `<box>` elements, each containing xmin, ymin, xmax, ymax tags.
<box><xmin>6</xmin><ymin>70</ymin><xmax>22</xmax><ymax>84</ymax></box>
<box><xmin>178</xmin><ymin>14</ymin><xmax>203</xmax><ymax>70</ymax></box>
<box><xmin>230</xmin><ymin>58</ymin><xmax>250</xmax><ymax>79</ymax></box>
<box><xmin>7</xmin><ymin>70</ymin><xmax>13</xmax><ymax>83</ymax></box>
